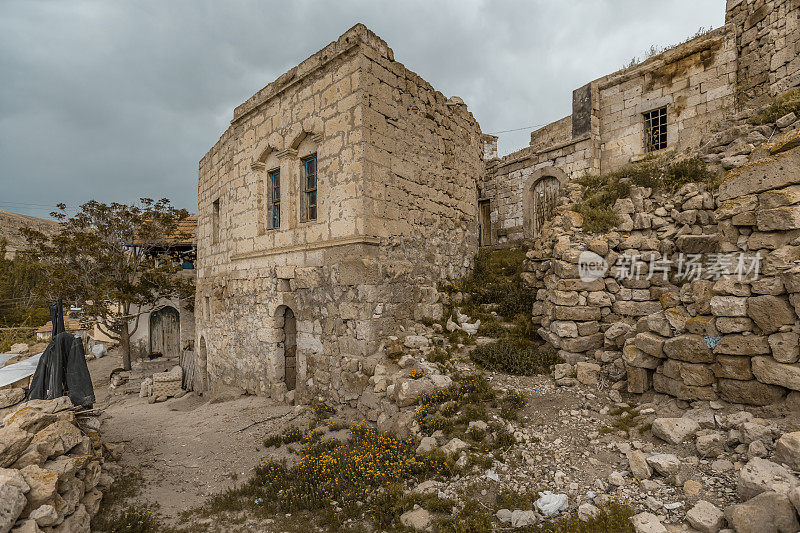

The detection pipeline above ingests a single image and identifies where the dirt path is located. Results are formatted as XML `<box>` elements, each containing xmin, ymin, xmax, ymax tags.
<box><xmin>88</xmin><ymin>353</ymin><xmax>308</xmax><ymax>525</ymax></box>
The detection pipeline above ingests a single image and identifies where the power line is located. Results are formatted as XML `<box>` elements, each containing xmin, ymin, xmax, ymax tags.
<box><xmin>487</xmin><ymin>123</ymin><xmax>546</xmax><ymax>135</ymax></box>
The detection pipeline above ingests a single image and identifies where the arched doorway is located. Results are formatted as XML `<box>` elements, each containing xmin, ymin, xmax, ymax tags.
<box><xmin>522</xmin><ymin>167</ymin><xmax>568</xmax><ymax>240</ymax></box>
<box><xmin>531</xmin><ymin>176</ymin><xmax>561</xmax><ymax>237</ymax></box>
<box><xmin>282</xmin><ymin>307</ymin><xmax>297</xmax><ymax>391</ymax></box>
<box><xmin>150</xmin><ymin>306</ymin><xmax>180</xmax><ymax>358</ymax></box>
<box><xmin>198</xmin><ymin>336</ymin><xmax>209</xmax><ymax>392</ymax></box>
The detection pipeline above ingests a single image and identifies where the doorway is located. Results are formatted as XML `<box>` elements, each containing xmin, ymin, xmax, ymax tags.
<box><xmin>478</xmin><ymin>200</ymin><xmax>491</xmax><ymax>246</ymax></box>
<box><xmin>282</xmin><ymin>307</ymin><xmax>297</xmax><ymax>391</ymax></box>
<box><xmin>150</xmin><ymin>306</ymin><xmax>180</xmax><ymax>358</ymax></box>
<box><xmin>531</xmin><ymin>176</ymin><xmax>561</xmax><ymax>238</ymax></box>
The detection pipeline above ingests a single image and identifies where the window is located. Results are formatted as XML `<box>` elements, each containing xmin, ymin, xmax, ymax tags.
<box><xmin>301</xmin><ymin>155</ymin><xmax>318</xmax><ymax>222</ymax></box>
<box><xmin>643</xmin><ymin>107</ymin><xmax>667</xmax><ymax>152</ymax></box>
<box><xmin>268</xmin><ymin>168</ymin><xmax>281</xmax><ymax>229</ymax></box>
<box><xmin>211</xmin><ymin>198</ymin><xmax>220</xmax><ymax>244</ymax></box>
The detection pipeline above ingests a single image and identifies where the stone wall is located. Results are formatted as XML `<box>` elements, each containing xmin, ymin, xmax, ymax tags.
<box><xmin>726</xmin><ymin>0</ymin><xmax>800</xmax><ymax>99</ymax></box>
<box><xmin>195</xmin><ymin>24</ymin><xmax>483</xmax><ymax>406</ymax></box>
<box><xmin>524</xmin><ymin>125</ymin><xmax>800</xmax><ymax>406</ymax></box>
<box><xmin>483</xmin><ymin>0</ymin><xmax>799</xmax><ymax>246</ymax></box>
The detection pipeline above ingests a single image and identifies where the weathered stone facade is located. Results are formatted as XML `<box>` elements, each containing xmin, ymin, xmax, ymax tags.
<box><xmin>196</xmin><ymin>25</ymin><xmax>483</xmax><ymax>404</ymax></box>
<box><xmin>482</xmin><ymin>0</ymin><xmax>799</xmax><ymax>244</ymax></box>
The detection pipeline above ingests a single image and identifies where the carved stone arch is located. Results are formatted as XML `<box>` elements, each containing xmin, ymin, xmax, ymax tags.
<box><xmin>251</xmin><ymin>134</ymin><xmax>283</xmax><ymax>170</ymax></box>
<box><xmin>288</xmin><ymin>130</ymin><xmax>322</xmax><ymax>152</ymax></box>
<box><xmin>522</xmin><ymin>167</ymin><xmax>569</xmax><ymax>240</ymax></box>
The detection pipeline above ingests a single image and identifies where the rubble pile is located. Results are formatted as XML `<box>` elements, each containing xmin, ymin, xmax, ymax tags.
<box><xmin>0</xmin><ymin>394</ymin><xmax>115</xmax><ymax>533</ymax></box>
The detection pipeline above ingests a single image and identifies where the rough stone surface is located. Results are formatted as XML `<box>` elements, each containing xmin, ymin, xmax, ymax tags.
<box><xmin>737</xmin><ymin>457</ymin><xmax>799</xmax><ymax>500</ymax></box>
<box><xmin>651</xmin><ymin>418</ymin><xmax>700</xmax><ymax>444</ymax></box>
<box><xmin>774</xmin><ymin>432</ymin><xmax>800</xmax><ymax>470</ymax></box>
<box><xmin>725</xmin><ymin>491</ymin><xmax>800</xmax><ymax>533</ymax></box>
<box><xmin>686</xmin><ymin>500</ymin><xmax>724</xmax><ymax>533</ymax></box>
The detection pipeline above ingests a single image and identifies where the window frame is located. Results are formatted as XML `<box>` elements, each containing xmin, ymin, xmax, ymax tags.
<box><xmin>267</xmin><ymin>168</ymin><xmax>281</xmax><ymax>230</ymax></box>
<box><xmin>301</xmin><ymin>155</ymin><xmax>318</xmax><ymax>222</ymax></box>
<box><xmin>643</xmin><ymin>106</ymin><xmax>668</xmax><ymax>153</ymax></box>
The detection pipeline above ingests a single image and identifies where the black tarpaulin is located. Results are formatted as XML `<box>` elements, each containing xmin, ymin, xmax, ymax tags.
<box><xmin>27</xmin><ymin>299</ymin><xmax>96</xmax><ymax>407</ymax></box>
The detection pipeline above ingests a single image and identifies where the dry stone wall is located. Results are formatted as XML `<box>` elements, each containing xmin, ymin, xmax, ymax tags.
<box><xmin>525</xmin><ymin>125</ymin><xmax>800</xmax><ymax>406</ymax></box>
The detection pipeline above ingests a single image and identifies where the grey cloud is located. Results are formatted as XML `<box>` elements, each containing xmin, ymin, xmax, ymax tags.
<box><xmin>0</xmin><ymin>0</ymin><xmax>723</xmax><ymax>217</ymax></box>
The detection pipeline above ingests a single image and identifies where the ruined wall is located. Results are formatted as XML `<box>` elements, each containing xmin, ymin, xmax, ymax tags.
<box><xmin>596</xmin><ymin>28</ymin><xmax>737</xmax><ymax>172</ymax></box>
<box><xmin>483</xmin><ymin>0</ymin><xmax>799</xmax><ymax>245</ymax></box>
<box><xmin>727</xmin><ymin>0</ymin><xmax>800</xmax><ymax>98</ymax></box>
<box><xmin>525</xmin><ymin>126</ymin><xmax>800</xmax><ymax>406</ymax></box>
<box><xmin>196</xmin><ymin>25</ymin><xmax>483</xmax><ymax>405</ymax></box>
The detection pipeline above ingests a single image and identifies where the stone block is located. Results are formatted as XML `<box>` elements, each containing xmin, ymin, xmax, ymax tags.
<box><xmin>757</xmin><ymin>205</ymin><xmax>800</xmax><ymax>231</ymax></box>
<box><xmin>712</xmin><ymin>355</ymin><xmax>754</xmax><ymax>380</ymax></box>
<box><xmin>714</xmin><ymin>334</ymin><xmax>771</xmax><ymax>355</ymax></box>
<box><xmin>634</xmin><ymin>332</ymin><xmax>666</xmax><ymax>357</ymax></box>
<box><xmin>747</xmin><ymin>295</ymin><xmax>797</xmax><ymax>334</ymax></box>
<box><xmin>710</xmin><ymin>295</ymin><xmax>748</xmax><ymax>317</ymax></box>
<box><xmin>663</xmin><ymin>334</ymin><xmax>714</xmax><ymax>363</ymax></box>
<box><xmin>752</xmin><ymin>356</ymin><xmax>800</xmax><ymax>391</ymax></box>
<box><xmin>653</xmin><ymin>373</ymin><xmax>716</xmax><ymax>401</ymax></box>
<box><xmin>769</xmin><ymin>332</ymin><xmax>800</xmax><ymax>363</ymax></box>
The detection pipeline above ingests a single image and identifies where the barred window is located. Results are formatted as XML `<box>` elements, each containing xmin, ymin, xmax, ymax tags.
<box><xmin>268</xmin><ymin>168</ymin><xmax>280</xmax><ymax>229</ymax></box>
<box><xmin>301</xmin><ymin>155</ymin><xmax>317</xmax><ymax>222</ymax></box>
<box><xmin>643</xmin><ymin>107</ymin><xmax>667</xmax><ymax>152</ymax></box>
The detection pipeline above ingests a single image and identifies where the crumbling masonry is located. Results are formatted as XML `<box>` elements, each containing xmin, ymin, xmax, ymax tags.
<box><xmin>197</xmin><ymin>0</ymin><xmax>800</xmax><ymax>407</ymax></box>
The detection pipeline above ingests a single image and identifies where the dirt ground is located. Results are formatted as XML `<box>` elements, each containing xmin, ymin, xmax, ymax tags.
<box><xmin>89</xmin><ymin>352</ymin><xmax>310</xmax><ymax>527</ymax></box>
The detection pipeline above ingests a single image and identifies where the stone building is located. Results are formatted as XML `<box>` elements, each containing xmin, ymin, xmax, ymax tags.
<box><xmin>195</xmin><ymin>25</ymin><xmax>483</xmax><ymax>402</ymax></box>
<box><xmin>481</xmin><ymin>0</ymin><xmax>799</xmax><ymax>244</ymax></box>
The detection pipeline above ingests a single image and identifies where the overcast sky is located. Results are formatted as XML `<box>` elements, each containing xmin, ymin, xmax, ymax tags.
<box><xmin>0</xmin><ymin>0</ymin><xmax>724</xmax><ymax>218</ymax></box>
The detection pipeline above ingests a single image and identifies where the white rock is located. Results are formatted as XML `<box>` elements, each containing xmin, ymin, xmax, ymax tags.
<box><xmin>738</xmin><ymin>457</ymin><xmax>799</xmax><ymax>500</ymax></box>
<box><xmin>416</xmin><ymin>437</ymin><xmax>437</xmax><ymax>455</ymax></box>
<box><xmin>534</xmin><ymin>491</ymin><xmax>568</xmax><ymax>517</ymax></box>
<box><xmin>630</xmin><ymin>512</ymin><xmax>667</xmax><ymax>533</ymax></box>
<box><xmin>440</xmin><ymin>438</ymin><xmax>469</xmax><ymax>455</ymax></box>
<box><xmin>496</xmin><ymin>509</ymin><xmax>512</xmax><ymax>523</ymax></box>
<box><xmin>647</xmin><ymin>454</ymin><xmax>681</xmax><ymax>476</ymax></box>
<box><xmin>686</xmin><ymin>500</ymin><xmax>725</xmax><ymax>533</ymax></box>
<box><xmin>578</xmin><ymin>503</ymin><xmax>599</xmax><ymax>522</ymax></box>
<box><xmin>510</xmin><ymin>509</ymin><xmax>538</xmax><ymax>527</ymax></box>
<box><xmin>400</xmin><ymin>506</ymin><xmax>432</xmax><ymax>531</ymax></box>
<box><xmin>652</xmin><ymin>417</ymin><xmax>700</xmax><ymax>444</ymax></box>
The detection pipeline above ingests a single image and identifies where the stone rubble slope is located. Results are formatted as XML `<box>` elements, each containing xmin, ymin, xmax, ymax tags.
<box><xmin>0</xmin><ymin>391</ymin><xmax>116</xmax><ymax>533</ymax></box>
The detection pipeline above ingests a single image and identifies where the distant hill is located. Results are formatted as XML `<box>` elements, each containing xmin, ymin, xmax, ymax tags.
<box><xmin>0</xmin><ymin>210</ymin><xmax>60</xmax><ymax>258</ymax></box>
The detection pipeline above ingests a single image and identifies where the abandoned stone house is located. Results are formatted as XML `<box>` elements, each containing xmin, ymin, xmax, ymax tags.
<box><xmin>196</xmin><ymin>0</ymin><xmax>800</xmax><ymax>405</ymax></box>
<box><xmin>196</xmin><ymin>24</ymin><xmax>483</xmax><ymax>401</ymax></box>
<box><xmin>480</xmin><ymin>0</ymin><xmax>800</xmax><ymax>244</ymax></box>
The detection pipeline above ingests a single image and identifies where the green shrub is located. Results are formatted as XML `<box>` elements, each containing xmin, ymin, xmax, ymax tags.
<box><xmin>576</xmin><ymin>157</ymin><xmax>718</xmax><ymax>233</ymax></box>
<box><xmin>91</xmin><ymin>505</ymin><xmax>166</xmax><ymax>533</ymax></box>
<box><xmin>750</xmin><ymin>87</ymin><xmax>800</xmax><ymax>125</ymax></box>
<box><xmin>428</xmin><ymin>347</ymin><xmax>449</xmax><ymax>364</ymax></box>
<box><xmin>470</xmin><ymin>339</ymin><xmax>561</xmax><ymax>376</ymax></box>
<box><xmin>453</xmin><ymin>248</ymin><xmax>536</xmax><ymax>320</ymax></box>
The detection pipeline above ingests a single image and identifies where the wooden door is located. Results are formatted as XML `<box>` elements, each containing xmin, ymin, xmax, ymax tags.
<box><xmin>532</xmin><ymin>177</ymin><xmax>561</xmax><ymax>238</ymax></box>
<box><xmin>150</xmin><ymin>306</ymin><xmax>180</xmax><ymax>358</ymax></box>
<box><xmin>284</xmin><ymin>308</ymin><xmax>296</xmax><ymax>391</ymax></box>
<box><xmin>478</xmin><ymin>200</ymin><xmax>491</xmax><ymax>246</ymax></box>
